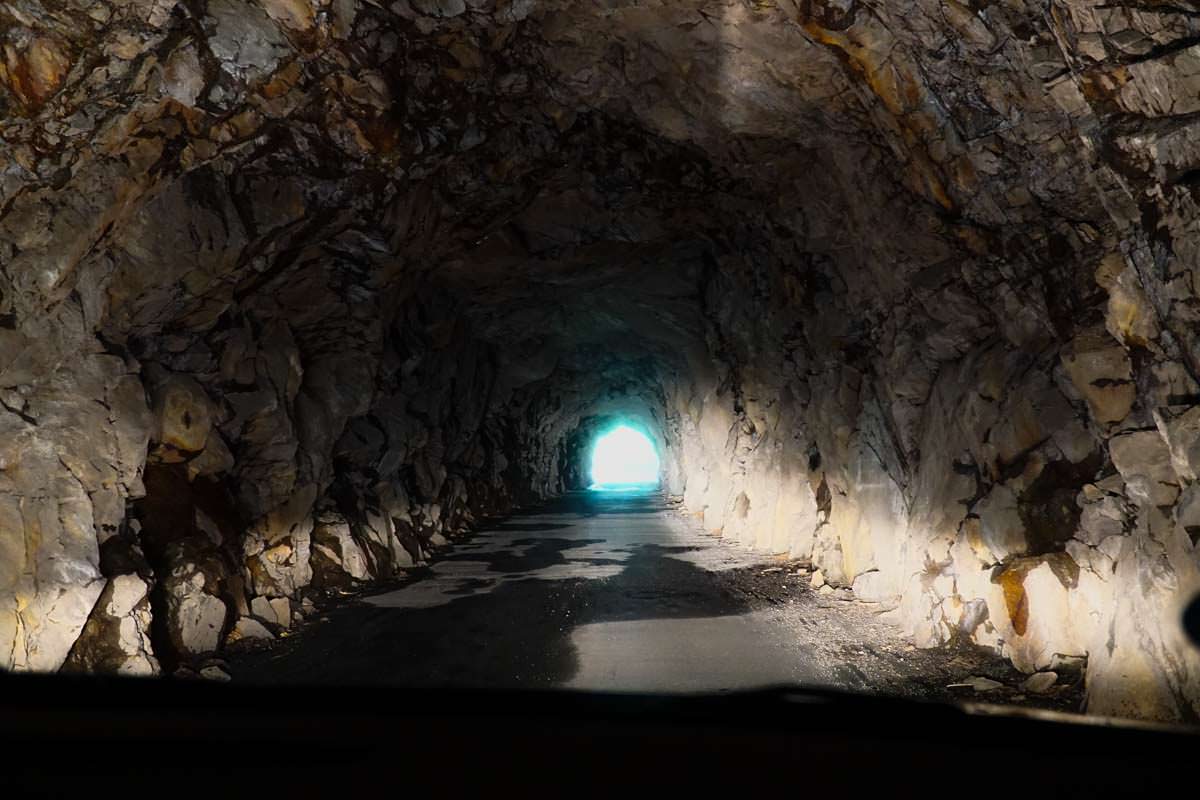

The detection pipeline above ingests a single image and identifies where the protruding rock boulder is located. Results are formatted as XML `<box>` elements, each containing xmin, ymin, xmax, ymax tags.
<box><xmin>1061</xmin><ymin>332</ymin><xmax>1135</xmax><ymax>426</ymax></box>
<box><xmin>149</xmin><ymin>373</ymin><xmax>215</xmax><ymax>462</ymax></box>
<box><xmin>160</xmin><ymin>541</ymin><xmax>230</xmax><ymax>659</ymax></box>
<box><xmin>1153</xmin><ymin>406</ymin><xmax>1200</xmax><ymax>484</ymax></box>
<box><xmin>243</xmin><ymin>485</ymin><xmax>316</xmax><ymax>599</ymax></box>
<box><xmin>310</xmin><ymin>508</ymin><xmax>373</xmax><ymax>587</ymax></box>
<box><xmin>63</xmin><ymin>574</ymin><xmax>159</xmax><ymax>676</ymax></box>
<box><xmin>1110</xmin><ymin>431</ymin><xmax>1180</xmax><ymax>508</ymax></box>
<box><xmin>227</xmin><ymin>616</ymin><xmax>275</xmax><ymax>643</ymax></box>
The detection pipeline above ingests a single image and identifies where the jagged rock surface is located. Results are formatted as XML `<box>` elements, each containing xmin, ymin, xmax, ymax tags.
<box><xmin>2</xmin><ymin>0</ymin><xmax>1200</xmax><ymax>721</ymax></box>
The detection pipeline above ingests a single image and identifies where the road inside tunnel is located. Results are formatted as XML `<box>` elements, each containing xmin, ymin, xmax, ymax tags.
<box><xmin>228</xmin><ymin>490</ymin><xmax>1084</xmax><ymax>712</ymax></box>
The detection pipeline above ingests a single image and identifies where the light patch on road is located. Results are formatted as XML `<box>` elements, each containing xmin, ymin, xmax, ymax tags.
<box><xmin>565</xmin><ymin>611</ymin><xmax>820</xmax><ymax>693</ymax></box>
<box><xmin>364</xmin><ymin>496</ymin><xmax>767</xmax><ymax>611</ymax></box>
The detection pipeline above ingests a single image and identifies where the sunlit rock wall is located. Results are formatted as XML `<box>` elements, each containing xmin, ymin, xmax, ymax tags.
<box><xmin>642</xmin><ymin>0</ymin><xmax>1200</xmax><ymax>723</ymax></box>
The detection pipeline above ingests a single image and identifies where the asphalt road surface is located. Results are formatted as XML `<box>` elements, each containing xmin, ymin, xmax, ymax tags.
<box><xmin>228</xmin><ymin>489</ymin><xmax>1085</xmax><ymax>712</ymax></box>
<box><xmin>230</xmin><ymin>489</ymin><xmax>821</xmax><ymax>690</ymax></box>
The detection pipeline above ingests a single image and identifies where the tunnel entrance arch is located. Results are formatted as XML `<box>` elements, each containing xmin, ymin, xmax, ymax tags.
<box><xmin>589</xmin><ymin>425</ymin><xmax>661</xmax><ymax>489</ymax></box>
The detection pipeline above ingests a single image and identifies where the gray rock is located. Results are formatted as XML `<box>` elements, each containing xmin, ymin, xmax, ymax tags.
<box><xmin>1110</xmin><ymin>432</ymin><xmax>1180</xmax><ymax>508</ymax></box>
<box><xmin>973</xmin><ymin>485</ymin><xmax>1027</xmax><ymax>562</ymax></box>
<box><xmin>851</xmin><ymin>570</ymin><xmax>893</xmax><ymax>603</ymax></box>
<box><xmin>1153</xmin><ymin>406</ymin><xmax>1200</xmax><ymax>483</ymax></box>
<box><xmin>1022</xmin><ymin>672</ymin><xmax>1058</xmax><ymax>694</ymax></box>
<box><xmin>228</xmin><ymin>616</ymin><xmax>275</xmax><ymax>642</ymax></box>
<box><xmin>162</xmin><ymin>44</ymin><xmax>205</xmax><ymax>107</ymax></box>
<box><xmin>148</xmin><ymin>373</ymin><xmax>214</xmax><ymax>459</ymax></box>
<box><xmin>199</xmin><ymin>664</ymin><xmax>232</xmax><ymax>682</ymax></box>
<box><xmin>311</xmin><ymin>509</ymin><xmax>372</xmax><ymax>587</ymax></box>
<box><xmin>950</xmin><ymin>676</ymin><xmax>1005</xmax><ymax>693</ymax></box>
<box><xmin>269</xmin><ymin>597</ymin><xmax>292</xmax><ymax>630</ymax></box>
<box><xmin>63</xmin><ymin>574</ymin><xmax>159</xmax><ymax>676</ymax></box>
<box><xmin>206</xmin><ymin>0</ymin><xmax>292</xmax><ymax>83</ymax></box>
<box><xmin>250</xmin><ymin>596</ymin><xmax>277</xmax><ymax>626</ymax></box>
<box><xmin>413</xmin><ymin>0</ymin><xmax>466</xmax><ymax>17</ymax></box>
<box><xmin>161</xmin><ymin>542</ymin><xmax>229</xmax><ymax>658</ymax></box>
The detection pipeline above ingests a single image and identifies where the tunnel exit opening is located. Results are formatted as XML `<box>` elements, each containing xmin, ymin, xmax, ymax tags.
<box><xmin>589</xmin><ymin>425</ymin><xmax>660</xmax><ymax>490</ymax></box>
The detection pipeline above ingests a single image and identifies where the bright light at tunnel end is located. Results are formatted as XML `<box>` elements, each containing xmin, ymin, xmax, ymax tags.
<box><xmin>589</xmin><ymin>425</ymin><xmax>660</xmax><ymax>490</ymax></box>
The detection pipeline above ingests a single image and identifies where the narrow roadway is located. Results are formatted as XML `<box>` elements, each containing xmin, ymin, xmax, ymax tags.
<box><xmin>231</xmin><ymin>488</ymin><xmax>824</xmax><ymax>691</ymax></box>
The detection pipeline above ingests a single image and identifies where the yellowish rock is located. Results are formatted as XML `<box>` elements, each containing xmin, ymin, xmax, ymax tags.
<box><xmin>258</xmin><ymin>0</ymin><xmax>316</xmax><ymax>31</ymax></box>
<box><xmin>1</xmin><ymin>33</ymin><xmax>72</xmax><ymax>110</ymax></box>
<box><xmin>152</xmin><ymin>375</ymin><xmax>213</xmax><ymax>455</ymax></box>
<box><xmin>1105</xmin><ymin>267</ymin><xmax>1159</xmax><ymax>347</ymax></box>
<box><xmin>1061</xmin><ymin>332</ymin><xmax>1135</xmax><ymax>425</ymax></box>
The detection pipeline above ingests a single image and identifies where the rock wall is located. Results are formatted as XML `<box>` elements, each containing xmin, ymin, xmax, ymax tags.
<box><xmin>1</xmin><ymin>0</ymin><xmax>1199</xmax><ymax>722</ymax></box>
<box><xmin>0</xmin><ymin>0</ymin><xmax>579</xmax><ymax>673</ymax></box>
<box><xmin>665</xmin><ymin>245</ymin><xmax>1200</xmax><ymax>721</ymax></box>
<box><xmin>594</xmin><ymin>0</ymin><xmax>1200</xmax><ymax>723</ymax></box>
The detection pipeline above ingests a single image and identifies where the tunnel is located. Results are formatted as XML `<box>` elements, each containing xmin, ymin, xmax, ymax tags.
<box><xmin>2</xmin><ymin>0</ymin><xmax>1200</xmax><ymax>729</ymax></box>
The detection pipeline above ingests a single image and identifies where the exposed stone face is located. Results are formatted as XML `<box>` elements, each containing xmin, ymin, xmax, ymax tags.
<box><xmin>160</xmin><ymin>539</ymin><xmax>230</xmax><ymax>659</ymax></box>
<box><xmin>0</xmin><ymin>354</ymin><xmax>148</xmax><ymax>671</ymax></box>
<box><xmin>310</xmin><ymin>508</ymin><xmax>371</xmax><ymax>587</ymax></box>
<box><xmin>63</xmin><ymin>573</ymin><xmax>159</xmax><ymax>677</ymax></box>
<box><xmin>228</xmin><ymin>616</ymin><xmax>274</xmax><ymax>643</ymax></box>
<box><xmin>1</xmin><ymin>0</ymin><xmax>1200</xmax><ymax>721</ymax></box>
<box><xmin>62</xmin><ymin>531</ymin><xmax>159</xmax><ymax>676</ymax></box>
<box><xmin>149</xmin><ymin>372</ymin><xmax>215</xmax><ymax>459</ymax></box>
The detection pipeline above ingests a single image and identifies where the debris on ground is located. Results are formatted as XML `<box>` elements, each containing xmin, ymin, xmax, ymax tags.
<box><xmin>948</xmin><ymin>676</ymin><xmax>1005</xmax><ymax>693</ymax></box>
<box><xmin>1022</xmin><ymin>672</ymin><xmax>1058</xmax><ymax>694</ymax></box>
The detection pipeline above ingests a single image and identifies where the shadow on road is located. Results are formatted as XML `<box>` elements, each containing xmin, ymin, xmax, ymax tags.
<box><xmin>230</xmin><ymin>491</ymin><xmax>762</xmax><ymax>688</ymax></box>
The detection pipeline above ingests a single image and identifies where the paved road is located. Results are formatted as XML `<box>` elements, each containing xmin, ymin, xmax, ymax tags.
<box><xmin>232</xmin><ymin>489</ymin><xmax>823</xmax><ymax>691</ymax></box>
<box><xmin>229</xmin><ymin>489</ymin><xmax>1089</xmax><ymax>714</ymax></box>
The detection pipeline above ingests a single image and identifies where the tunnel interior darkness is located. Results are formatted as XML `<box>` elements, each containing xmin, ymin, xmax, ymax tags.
<box><xmin>589</xmin><ymin>425</ymin><xmax>661</xmax><ymax>489</ymax></box>
<box><xmin>2</xmin><ymin>0</ymin><xmax>1200</xmax><ymax>723</ymax></box>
